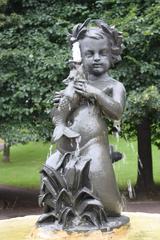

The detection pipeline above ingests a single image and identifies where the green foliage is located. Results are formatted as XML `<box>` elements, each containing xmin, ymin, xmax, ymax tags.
<box><xmin>0</xmin><ymin>1</ymin><xmax>71</xmax><ymax>145</ymax></box>
<box><xmin>108</xmin><ymin>1</ymin><xmax>160</xmax><ymax>147</ymax></box>
<box><xmin>0</xmin><ymin>0</ymin><xmax>159</xmax><ymax>148</ymax></box>
<box><xmin>122</xmin><ymin>86</ymin><xmax>160</xmax><ymax>141</ymax></box>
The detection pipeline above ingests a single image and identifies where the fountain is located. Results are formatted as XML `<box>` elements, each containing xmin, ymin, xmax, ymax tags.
<box><xmin>1</xmin><ymin>19</ymin><xmax>160</xmax><ymax>240</ymax></box>
<box><xmin>35</xmin><ymin>18</ymin><xmax>130</xmax><ymax>236</ymax></box>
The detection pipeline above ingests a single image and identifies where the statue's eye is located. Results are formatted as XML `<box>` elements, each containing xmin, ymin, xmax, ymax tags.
<box><xmin>85</xmin><ymin>50</ymin><xmax>94</xmax><ymax>58</ymax></box>
<box><xmin>100</xmin><ymin>49</ymin><xmax>108</xmax><ymax>56</ymax></box>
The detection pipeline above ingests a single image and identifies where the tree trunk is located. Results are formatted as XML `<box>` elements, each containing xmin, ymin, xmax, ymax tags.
<box><xmin>136</xmin><ymin>117</ymin><xmax>154</xmax><ymax>191</ymax></box>
<box><xmin>3</xmin><ymin>144</ymin><xmax>10</xmax><ymax>163</ymax></box>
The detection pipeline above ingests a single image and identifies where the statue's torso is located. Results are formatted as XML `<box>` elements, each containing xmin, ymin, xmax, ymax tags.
<box><xmin>57</xmin><ymin>103</ymin><xmax>107</xmax><ymax>153</ymax></box>
<box><xmin>56</xmin><ymin>77</ymin><xmax>117</xmax><ymax>153</ymax></box>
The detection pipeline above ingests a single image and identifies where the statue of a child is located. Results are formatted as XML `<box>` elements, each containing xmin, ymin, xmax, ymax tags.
<box><xmin>45</xmin><ymin>20</ymin><xmax>126</xmax><ymax>217</ymax></box>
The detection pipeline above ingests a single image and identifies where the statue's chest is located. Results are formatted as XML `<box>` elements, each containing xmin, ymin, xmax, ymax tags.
<box><xmin>91</xmin><ymin>81</ymin><xmax>113</xmax><ymax>97</ymax></box>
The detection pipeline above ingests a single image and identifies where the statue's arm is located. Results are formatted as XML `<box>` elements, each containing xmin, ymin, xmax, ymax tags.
<box><xmin>96</xmin><ymin>82</ymin><xmax>126</xmax><ymax>120</ymax></box>
<box><xmin>74</xmin><ymin>80</ymin><xmax>126</xmax><ymax>120</ymax></box>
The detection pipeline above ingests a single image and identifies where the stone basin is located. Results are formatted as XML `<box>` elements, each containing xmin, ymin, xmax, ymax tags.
<box><xmin>0</xmin><ymin>212</ymin><xmax>160</xmax><ymax>240</ymax></box>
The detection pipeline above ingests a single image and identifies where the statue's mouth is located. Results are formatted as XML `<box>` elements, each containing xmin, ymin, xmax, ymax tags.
<box><xmin>93</xmin><ymin>64</ymin><xmax>103</xmax><ymax>67</ymax></box>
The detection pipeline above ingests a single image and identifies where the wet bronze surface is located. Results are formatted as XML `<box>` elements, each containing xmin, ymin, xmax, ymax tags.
<box><xmin>39</xmin><ymin>19</ymin><xmax>127</xmax><ymax>230</ymax></box>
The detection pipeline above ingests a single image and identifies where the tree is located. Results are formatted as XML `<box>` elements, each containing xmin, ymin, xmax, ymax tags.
<box><xmin>3</xmin><ymin>143</ymin><xmax>10</xmax><ymax>162</ymax></box>
<box><xmin>123</xmin><ymin>86</ymin><xmax>160</xmax><ymax>191</ymax></box>
<box><xmin>107</xmin><ymin>1</ymin><xmax>160</xmax><ymax>191</ymax></box>
<box><xmin>0</xmin><ymin>0</ymin><xmax>101</xmax><ymax>161</ymax></box>
<box><xmin>0</xmin><ymin>0</ymin><xmax>86</xmax><ymax>159</ymax></box>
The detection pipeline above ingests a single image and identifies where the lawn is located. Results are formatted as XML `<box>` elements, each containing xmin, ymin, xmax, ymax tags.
<box><xmin>0</xmin><ymin>137</ymin><xmax>159</xmax><ymax>190</ymax></box>
<box><xmin>0</xmin><ymin>142</ymin><xmax>53</xmax><ymax>189</ymax></box>
<box><xmin>109</xmin><ymin>135</ymin><xmax>160</xmax><ymax>189</ymax></box>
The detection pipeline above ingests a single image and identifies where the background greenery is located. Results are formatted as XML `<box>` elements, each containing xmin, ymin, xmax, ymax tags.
<box><xmin>0</xmin><ymin>0</ymin><xmax>159</xmax><ymax>190</ymax></box>
<box><xmin>0</xmin><ymin>0</ymin><xmax>159</xmax><ymax>145</ymax></box>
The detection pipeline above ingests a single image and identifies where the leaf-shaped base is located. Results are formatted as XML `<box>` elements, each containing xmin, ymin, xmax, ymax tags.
<box><xmin>38</xmin><ymin>152</ymin><xmax>129</xmax><ymax>231</ymax></box>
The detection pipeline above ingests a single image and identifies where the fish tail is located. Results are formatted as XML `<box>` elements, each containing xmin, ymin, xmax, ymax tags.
<box><xmin>53</xmin><ymin>126</ymin><xmax>80</xmax><ymax>142</ymax></box>
<box><xmin>52</xmin><ymin>126</ymin><xmax>64</xmax><ymax>142</ymax></box>
<box><xmin>64</xmin><ymin>127</ymin><xmax>80</xmax><ymax>139</ymax></box>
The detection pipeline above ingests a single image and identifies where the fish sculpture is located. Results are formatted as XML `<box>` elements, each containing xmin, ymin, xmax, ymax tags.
<box><xmin>52</xmin><ymin>63</ymin><xmax>86</xmax><ymax>142</ymax></box>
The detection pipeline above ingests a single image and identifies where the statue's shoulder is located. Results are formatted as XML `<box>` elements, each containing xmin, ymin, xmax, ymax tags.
<box><xmin>108</xmin><ymin>77</ymin><xmax>125</xmax><ymax>92</ymax></box>
<box><xmin>107</xmin><ymin>76</ymin><xmax>123</xmax><ymax>86</ymax></box>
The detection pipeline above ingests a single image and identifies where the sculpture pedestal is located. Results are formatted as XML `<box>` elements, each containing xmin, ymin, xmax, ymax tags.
<box><xmin>0</xmin><ymin>212</ymin><xmax>160</xmax><ymax>240</ymax></box>
<box><xmin>36</xmin><ymin>215</ymin><xmax>129</xmax><ymax>232</ymax></box>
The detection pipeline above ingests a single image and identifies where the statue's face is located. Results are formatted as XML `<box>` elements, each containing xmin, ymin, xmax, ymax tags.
<box><xmin>80</xmin><ymin>36</ymin><xmax>111</xmax><ymax>76</ymax></box>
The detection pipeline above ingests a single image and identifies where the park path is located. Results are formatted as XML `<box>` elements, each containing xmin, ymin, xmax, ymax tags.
<box><xmin>0</xmin><ymin>185</ymin><xmax>160</xmax><ymax>220</ymax></box>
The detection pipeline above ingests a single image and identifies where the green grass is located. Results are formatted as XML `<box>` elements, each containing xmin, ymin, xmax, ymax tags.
<box><xmin>110</xmin><ymin>135</ymin><xmax>138</xmax><ymax>189</ymax></box>
<box><xmin>109</xmin><ymin>135</ymin><xmax>160</xmax><ymax>189</ymax></box>
<box><xmin>0</xmin><ymin>137</ymin><xmax>159</xmax><ymax>189</ymax></box>
<box><xmin>0</xmin><ymin>142</ymin><xmax>52</xmax><ymax>189</ymax></box>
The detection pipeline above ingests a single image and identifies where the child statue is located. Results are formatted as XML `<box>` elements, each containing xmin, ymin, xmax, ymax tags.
<box><xmin>38</xmin><ymin>19</ymin><xmax>128</xmax><ymax>231</ymax></box>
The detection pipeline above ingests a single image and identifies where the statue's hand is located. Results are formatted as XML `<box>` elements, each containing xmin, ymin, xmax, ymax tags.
<box><xmin>53</xmin><ymin>90</ymin><xmax>64</xmax><ymax>107</ymax></box>
<box><xmin>74</xmin><ymin>79</ymin><xmax>100</xmax><ymax>98</ymax></box>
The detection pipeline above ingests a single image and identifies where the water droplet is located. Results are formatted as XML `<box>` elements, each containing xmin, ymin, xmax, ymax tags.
<box><xmin>68</xmin><ymin>102</ymin><xmax>71</xmax><ymax>111</ymax></box>
<box><xmin>127</xmin><ymin>180</ymin><xmax>136</xmax><ymax>199</ymax></box>
<box><xmin>114</xmin><ymin>131</ymin><xmax>120</xmax><ymax>142</ymax></box>
<box><xmin>49</xmin><ymin>144</ymin><xmax>53</xmax><ymax>157</ymax></box>
<box><xmin>70</xmin><ymin>138</ymin><xmax>74</xmax><ymax>147</ymax></box>
<box><xmin>121</xmin><ymin>194</ymin><xmax>127</xmax><ymax>209</ymax></box>
<box><xmin>130</xmin><ymin>143</ymin><xmax>135</xmax><ymax>152</ymax></box>
<box><xmin>138</xmin><ymin>168</ymin><xmax>141</xmax><ymax>176</ymax></box>
<box><xmin>75</xmin><ymin>135</ymin><xmax>81</xmax><ymax>157</ymax></box>
<box><xmin>124</xmin><ymin>134</ymin><xmax>129</xmax><ymax>146</ymax></box>
<box><xmin>122</xmin><ymin>153</ymin><xmax>126</xmax><ymax>164</ymax></box>
<box><xmin>87</xmin><ymin>101</ymin><xmax>91</xmax><ymax>114</ymax></box>
<box><xmin>46</xmin><ymin>144</ymin><xmax>53</xmax><ymax>160</ymax></box>
<box><xmin>138</xmin><ymin>157</ymin><xmax>143</xmax><ymax>168</ymax></box>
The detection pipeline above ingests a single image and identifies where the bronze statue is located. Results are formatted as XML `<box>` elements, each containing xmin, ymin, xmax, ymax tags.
<box><xmin>38</xmin><ymin>19</ymin><xmax>129</xmax><ymax>231</ymax></box>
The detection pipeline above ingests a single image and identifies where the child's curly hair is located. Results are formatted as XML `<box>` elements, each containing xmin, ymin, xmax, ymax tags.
<box><xmin>68</xmin><ymin>19</ymin><xmax>124</xmax><ymax>66</ymax></box>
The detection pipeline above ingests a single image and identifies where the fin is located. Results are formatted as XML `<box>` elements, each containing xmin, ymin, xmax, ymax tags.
<box><xmin>64</xmin><ymin>127</ymin><xmax>80</xmax><ymax>139</ymax></box>
<box><xmin>52</xmin><ymin>126</ymin><xmax>64</xmax><ymax>142</ymax></box>
<box><xmin>53</xmin><ymin>126</ymin><xmax>80</xmax><ymax>142</ymax></box>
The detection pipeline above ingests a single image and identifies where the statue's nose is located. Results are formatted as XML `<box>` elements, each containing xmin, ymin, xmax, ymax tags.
<box><xmin>94</xmin><ymin>53</ymin><xmax>100</xmax><ymax>62</ymax></box>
